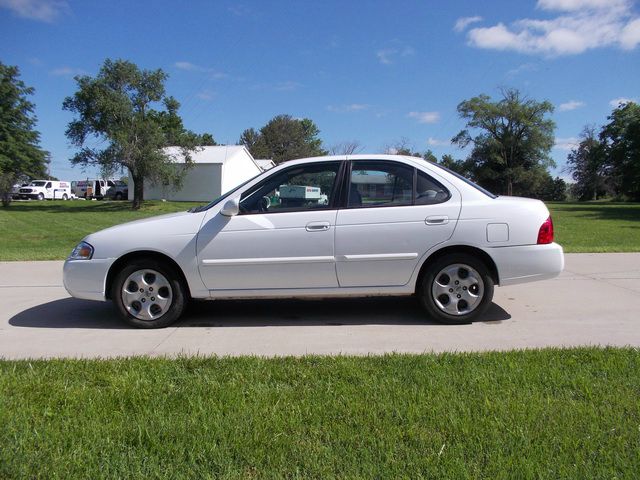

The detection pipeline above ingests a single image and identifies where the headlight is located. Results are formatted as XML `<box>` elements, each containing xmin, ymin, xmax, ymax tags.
<box><xmin>69</xmin><ymin>241</ymin><xmax>94</xmax><ymax>260</ymax></box>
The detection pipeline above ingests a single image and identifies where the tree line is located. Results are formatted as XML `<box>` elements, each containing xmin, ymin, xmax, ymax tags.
<box><xmin>1</xmin><ymin>58</ymin><xmax>638</xmax><ymax>208</ymax></box>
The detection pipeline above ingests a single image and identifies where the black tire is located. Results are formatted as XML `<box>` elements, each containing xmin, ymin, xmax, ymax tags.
<box><xmin>418</xmin><ymin>253</ymin><xmax>494</xmax><ymax>325</ymax></box>
<box><xmin>115</xmin><ymin>192</ymin><xmax>123</xmax><ymax>200</ymax></box>
<box><xmin>37</xmin><ymin>193</ymin><xmax>44</xmax><ymax>201</ymax></box>
<box><xmin>62</xmin><ymin>193</ymin><xmax>68</xmax><ymax>200</ymax></box>
<box><xmin>111</xmin><ymin>258</ymin><xmax>187</xmax><ymax>328</ymax></box>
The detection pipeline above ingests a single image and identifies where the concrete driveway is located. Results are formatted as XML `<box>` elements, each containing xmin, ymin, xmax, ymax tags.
<box><xmin>1</xmin><ymin>253</ymin><xmax>639</xmax><ymax>359</ymax></box>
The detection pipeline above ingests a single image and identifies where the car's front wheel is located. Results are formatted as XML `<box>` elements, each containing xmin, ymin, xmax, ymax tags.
<box><xmin>418</xmin><ymin>253</ymin><xmax>494</xmax><ymax>324</ymax></box>
<box><xmin>111</xmin><ymin>258</ymin><xmax>187</xmax><ymax>328</ymax></box>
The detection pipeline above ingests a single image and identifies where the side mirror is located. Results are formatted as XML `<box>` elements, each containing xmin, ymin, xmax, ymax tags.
<box><xmin>220</xmin><ymin>198</ymin><xmax>240</xmax><ymax>217</ymax></box>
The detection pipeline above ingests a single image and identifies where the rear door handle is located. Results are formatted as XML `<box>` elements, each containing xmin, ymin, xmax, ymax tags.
<box><xmin>425</xmin><ymin>215</ymin><xmax>449</xmax><ymax>225</ymax></box>
<box><xmin>306</xmin><ymin>221</ymin><xmax>331</xmax><ymax>232</ymax></box>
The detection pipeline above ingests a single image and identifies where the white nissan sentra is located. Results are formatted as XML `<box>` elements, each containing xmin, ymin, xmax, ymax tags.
<box><xmin>64</xmin><ymin>155</ymin><xmax>564</xmax><ymax>328</ymax></box>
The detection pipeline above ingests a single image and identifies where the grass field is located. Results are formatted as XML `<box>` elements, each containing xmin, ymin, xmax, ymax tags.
<box><xmin>0</xmin><ymin>200</ymin><xmax>201</xmax><ymax>260</ymax></box>
<box><xmin>0</xmin><ymin>200</ymin><xmax>638</xmax><ymax>260</ymax></box>
<box><xmin>548</xmin><ymin>202</ymin><xmax>640</xmax><ymax>253</ymax></box>
<box><xmin>1</xmin><ymin>348</ymin><xmax>638</xmax><ymax>478</ymax></box>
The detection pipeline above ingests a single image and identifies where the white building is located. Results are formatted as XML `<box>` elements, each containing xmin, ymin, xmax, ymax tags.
<box><xmin>129</xmin><ymin>145</ymin><xmax>262</xmax><ymax>202</ymax></box>
<box><xmin>255</xmin><ymin>159</ymin><xmax>276</xmax><ymax>171</ymax></box>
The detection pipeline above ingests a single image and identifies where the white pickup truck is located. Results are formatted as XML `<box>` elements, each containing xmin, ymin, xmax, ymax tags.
<box><xmin>18</xmin><ymin>180</ymin><xmax>72</xmax><ymax>200</ymax></box>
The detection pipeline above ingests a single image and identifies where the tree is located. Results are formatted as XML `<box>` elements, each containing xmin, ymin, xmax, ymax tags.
<box><xmin>438</xmin><ymin>154</ymin><xmax>473</xmax><ymax>177</ymax></box>
<box><xmin>238</xmin><ymin>128</ymin><xmax>262</xmax><ymax>153</ymax></box>
<box><xmin>239</xmin><ymin>115</ymin><xmax>326</xmax><ymax>164</ymax></box>
<box><xmin>0</xmin><ymin>62</ymin><xmax>48</xmax><ymax>206</ymax></box>
<box><xmin>534</xmin><ymin>174</ymin><xmax>567</xmax><ymax>201</ymax></box>
<box><xmin>329</xmin><ymin>140</ymin><xmax>363</xmax><ymax>155</ymax></box>
<box><xmin>600</xmin><ymin>101</ymin><xmax>640</xmax><ymax>200</ymax></box>
<box><xmin>565</xmin><ymin>125</ymin><xmax>608</xmax><ymax>201</ymax></box>
<box><xmin>63</xmin><ymin>59</ymin><xmax>200</xmax><ymax>209</ymax></box>
<box><xmin>453</xmin><ymin>88</ymin><xmax>556</xmax><ymax>196</ymax></box>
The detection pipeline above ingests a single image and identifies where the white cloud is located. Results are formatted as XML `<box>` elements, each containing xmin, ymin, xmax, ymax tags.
<box><xmin>620</xmin><ymin>18</ymin><xmax>640</xmax><ymax>49</ymax></box>
<box><xmin>454</xmin><ymin>16</ymin><xmax>483</xmax><ymax>32</ymax></box>
<box><xmin>327</xmin><ymin>104</ymin><xmax>369</xmax><ymax>113</ymax></box>
<box><xmin>554</xmin><ymin>136</ymin><xmax>580</xmax><ymax>150</ymax></box>
<box><xmin>49</xmin><ymin>66</ymin><xmax>86</xmax><ymax>77</ymax></box>
<box><xmin>466</xmin><ymin>0</ymin><xmax>640</xmax><ymax>55</ymax></box>
<box><xmin>558</xmin><ymin>100</ymin><xmax>585</xmax><ymax>111</ymax></box>
<box><xmin>506</xmin><ymin>62</ymin><xmax>538</xmax><ymax>77</ymax></box>
<box><xmin>0</xmin><ymin>0</ymin><xmax>68</xmax><ymax>22</ymax></box>
<box><xmin>408</xmin><ymin>111</ymin><xmax>440</xmax><ymax>124</ymax></box>
<box><xmin>174</xmin><ymin>61</ymin><xmax>228</xmax><ymax>79</ymax></box>
<box><xmin>274</xmin><ymin>80</ymin><xmax>300</xmax><ymax>91</ymax></box>
<box><xmin>376</xmin><ymin>44</ymin><xmax>414</xmax><ymax>64</ymax></box>
<box><xmin>196</xmin><ymin>90</ymin><xmax>215</xmax><ymax>101</ymax></box>
<box><xmin>609</xmin><ymin>96</ymin><xmax>636</xmax><ymax>107</ymax></box>
<box><xmin>537</xmin><ymin>0</ymin><xmax>627</xmax><ymax>11</ymax></box>
<box><xmin>427</xmin><ymin>137</ymin><xmax>450</xmax><ymax>147</ymax></box>
<box><xmin>174</xmin><ymin>61</ymin><xmax>201</xmax><ymax>71</ymax></box>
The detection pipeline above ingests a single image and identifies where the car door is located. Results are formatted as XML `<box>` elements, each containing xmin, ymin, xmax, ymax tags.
<box><xmin>45</xmin><ymin>181</ymin><xmax>52</xmax><ymax>199</ymax></box>
<box><xmin>335</xmin><ymin>160</ymin><xmax>461</xmax><ymax>287</ymax></box>
<box><xmin>197</xmin><ymin>161</ymin><xmax>343</xmax><ymax>291</ymax></box>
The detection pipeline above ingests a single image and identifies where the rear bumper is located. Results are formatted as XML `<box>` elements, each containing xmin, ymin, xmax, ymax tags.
<box><xmin>63</xmin><ymin>258</ymin><xmax>114</xmax><ymax>301</ymax></box>
<box><xmin>486</xmin><ymin>243</ymin><xmax>564</xmax><ymax>286</ymax></box>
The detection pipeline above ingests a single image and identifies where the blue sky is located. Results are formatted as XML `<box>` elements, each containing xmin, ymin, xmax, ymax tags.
<box><xmin>1</xmin><ymin>0</ymin><xmax>639</xmax><ymax>180</ymax></box>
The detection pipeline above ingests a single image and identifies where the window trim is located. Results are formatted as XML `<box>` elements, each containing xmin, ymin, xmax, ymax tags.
<box><xmin>342</xmin><ymin>160</ymin><xmax>451</xmax><ymax>210</ymax></box>
<box><xmin>237</xmin><ymin>161</ymin><xmax>345</xmax><ymax>216</ymax></box>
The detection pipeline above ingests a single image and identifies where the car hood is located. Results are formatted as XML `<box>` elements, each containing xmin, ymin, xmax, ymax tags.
<box><xmin>83</xmin><ymin>211</ymin><xmax>206</xmax><ymax>258</ymax></box>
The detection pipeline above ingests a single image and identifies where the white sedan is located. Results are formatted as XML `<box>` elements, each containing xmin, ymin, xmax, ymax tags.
<box><xmin>63</xmin><ymin>155</ymin><xmax>564</xmax><ymax>328</ymax></box>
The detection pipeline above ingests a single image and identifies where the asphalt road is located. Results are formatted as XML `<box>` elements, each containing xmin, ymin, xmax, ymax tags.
<box><xmin>1</xmin><ymin>253</ymin><xmax>639</xmax><ymax>359</ymax></box>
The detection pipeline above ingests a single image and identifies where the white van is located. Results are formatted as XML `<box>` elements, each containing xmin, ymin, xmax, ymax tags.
<box><xmin>74</xmin><ymin>179</ymin><xmax>119</xmax><ymax>199</ymax></box>
<box><xmin>18</xmin><ymin>180</ymin><xmax>72</xmax><ymax>200</ymax></box>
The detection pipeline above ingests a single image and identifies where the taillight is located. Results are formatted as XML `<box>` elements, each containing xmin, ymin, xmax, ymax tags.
<box><xmin>537</xmin><ymin>216</ymin><xmax>554</xmax><ymax>244</ymax></box>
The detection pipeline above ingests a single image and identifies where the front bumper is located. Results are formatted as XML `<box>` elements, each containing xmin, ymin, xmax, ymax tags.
<box><xmin>63</xmin><ymin>258</ymin><xmax>115</xmax><ymax>301</ymax></box>
<box><xmin>486</xmin><ymin>242</ymin><xmax>564</xmax><ymax>286</ymax></box>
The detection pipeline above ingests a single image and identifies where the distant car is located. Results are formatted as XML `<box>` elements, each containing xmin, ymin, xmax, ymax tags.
<box><xmin>64</xmin><ymin>154</ymin><xmax>564</xmax><ymax>328</ymax></box>
<box><xmin>11</xmin><ymin>183</ymin><xmax>27</xmax><ymax>199</ymax></box>
<box><xmin>105</xmin><ymin>181</ymin><xmax>128</xmax><ymax>200</ymax></box>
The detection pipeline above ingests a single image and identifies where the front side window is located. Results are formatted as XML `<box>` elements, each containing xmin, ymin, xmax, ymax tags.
<box><xmin>239</xmin><ymin>162</ymin><xmax>340</xmax><ymax>214</ymax></box>
<box><xmin>45</xmin><ymin>182</ymin><xmax>52</xmax><ymax>188</ymax></box>
<box><xmin>348</xmin><ymin>161</ymin><xmax>414</xmax><ymax>208</ymax></box>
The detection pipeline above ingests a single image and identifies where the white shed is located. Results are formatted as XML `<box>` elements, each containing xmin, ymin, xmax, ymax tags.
<box><xmin>129</xmin><ymin>145</ymin><xmax>262</xmax><ymax>202</ymax></box>
<box><xmin>255</xmin><ymin>159</ymin><xmax>276</xmax><ymax>171</ymax></box>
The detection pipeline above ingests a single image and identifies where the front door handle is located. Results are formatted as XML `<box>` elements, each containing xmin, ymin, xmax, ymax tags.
<box><xmin>425</xmin><ymin>215</ymin><xmax>449</xmax><ymax>225</ymax></box>
<box><xmin>306</xmin><ymin>221</ymin><xmax>331</xmax><ymax>232</ymax></box>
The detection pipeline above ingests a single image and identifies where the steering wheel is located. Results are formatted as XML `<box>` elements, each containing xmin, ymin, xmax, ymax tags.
<box><xmin>258</xmin><ymin>196</ymin><xmax>270</xmax><ymax>212</ymax></box>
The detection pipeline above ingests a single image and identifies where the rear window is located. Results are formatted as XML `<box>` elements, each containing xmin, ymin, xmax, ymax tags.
<box><xmin>426</xmin><ymin>161</ymin><xmax>497</xmax><ymax>199</ymax></box>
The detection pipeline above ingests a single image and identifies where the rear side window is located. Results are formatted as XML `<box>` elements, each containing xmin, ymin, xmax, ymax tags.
<box><xmin>416</xmin><ymin>170</ymin><xmax>450</xmax><ymax>204</ymax></box>
<box><xmin>347</xmin><ymin>161</ymin><xmax>450</xmax><ymax>208</ymax></box>
<box><xmin>348</xmin><ymin>161</ymin><xmax>414</xmax><ymax>207</ymax></box>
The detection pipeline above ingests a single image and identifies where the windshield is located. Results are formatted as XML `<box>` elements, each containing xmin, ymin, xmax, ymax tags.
<box><xmin>188</xmin><ymin>171</ymin><xmax>265</xmax><ymax>213</ymax></box>
<box><xmin>423</xmin><ymin>161</ymin><xmax>497</xmax><ymax>199</ymax></box>
<box><xmin>30</xmin><ymin>181</ymin><xmax>46</xmax><ymax>187</ymax></box>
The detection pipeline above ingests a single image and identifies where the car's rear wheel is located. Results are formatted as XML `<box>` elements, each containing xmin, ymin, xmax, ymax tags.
<box><xmin>111</xmin><ymin>258</ymin><xmax>186</xmax><ymax>328</ymax></box>
<box><xmin>115</xmin><ymin>192</ymin><xmax>123</xmax><ymax>200</ymax></box>
<box><xmin>62</xmin><ymin>193</ymin><xmax>68</xmax><ymax>200</ymax></box>
<box><xmin>418</xmin><ymin>253</ymin><xmax>494</xmax><ymax>324</ymax></box>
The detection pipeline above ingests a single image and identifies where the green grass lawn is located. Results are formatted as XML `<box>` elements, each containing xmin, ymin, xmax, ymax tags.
<box><xmin>547</xmin><ymin>202</ymin><xmax>640</xmax><ymax>253</ymax></box>
<box><xmin>0</xmin><ymin>200</ymin><xmax>638</xmax><ymax>260</ymax></box>
<box><xmin>1</xmin><ymin>348</ymin><xmax>638</xmax><ymax>479</ymax></box>
<box><xmin>0</xmin><ymin>200</ymin><xmax>201</xmax><ymax>260</ymax></box>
